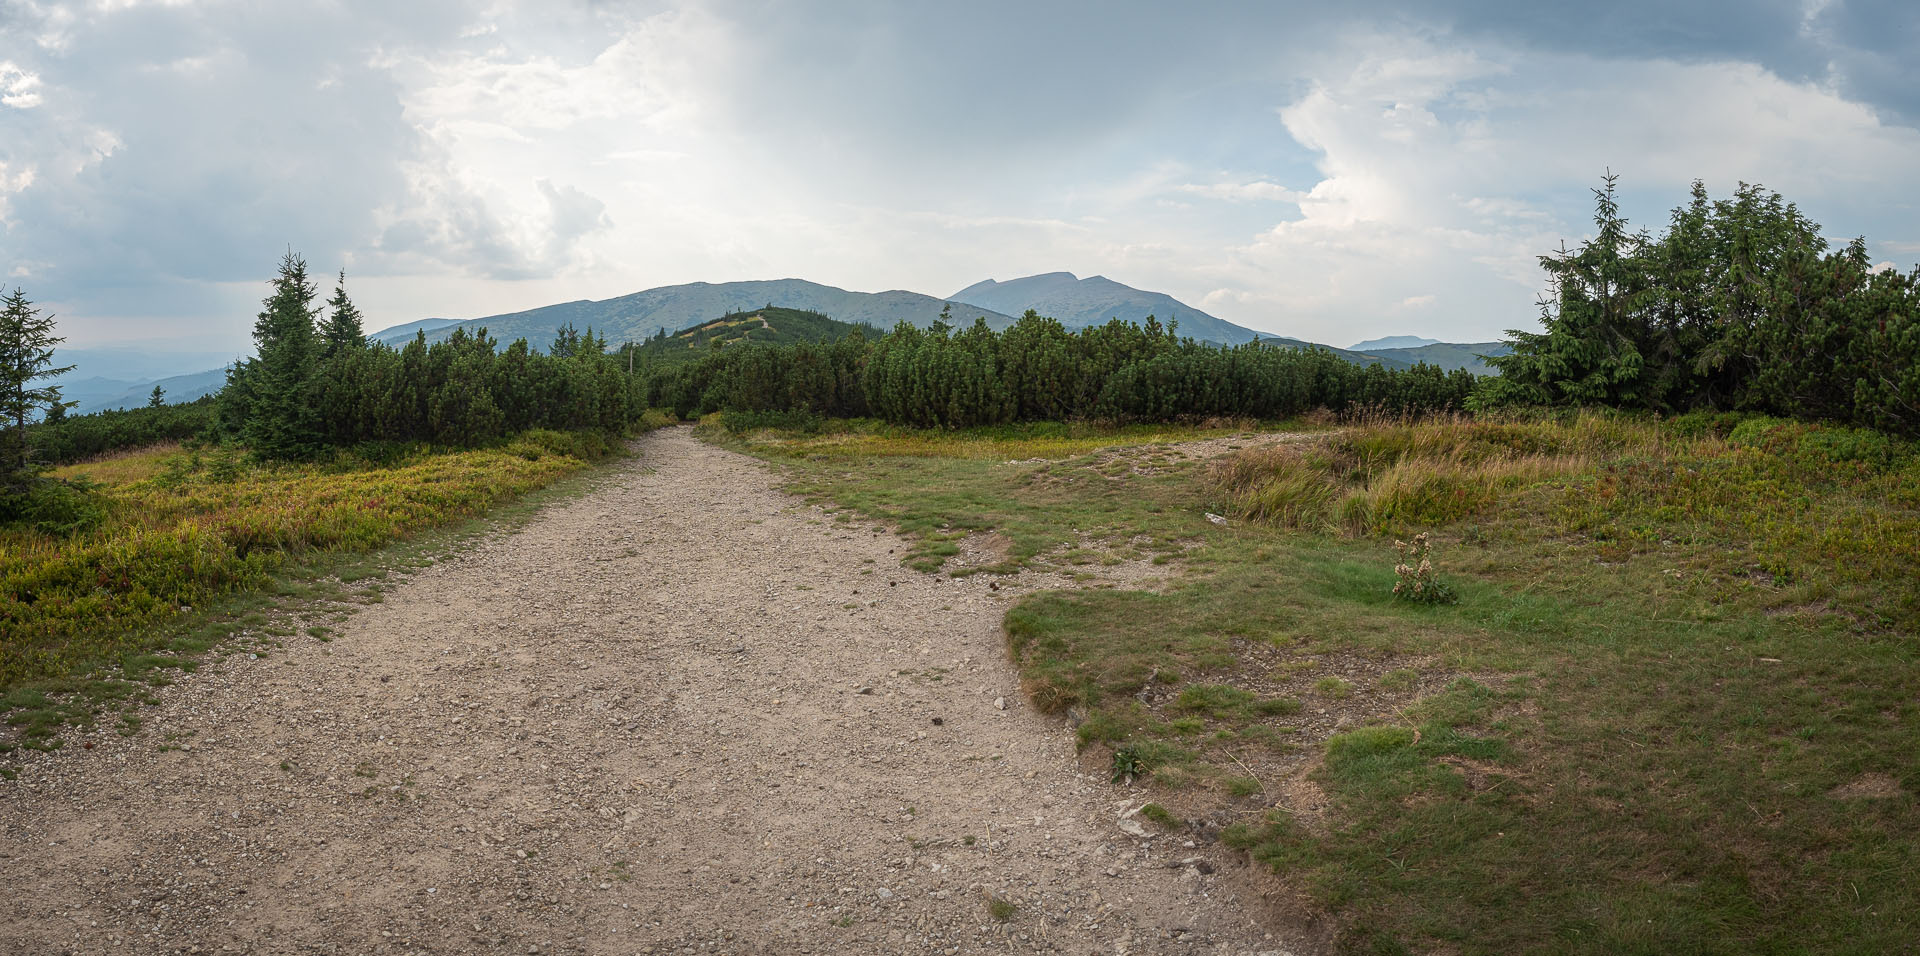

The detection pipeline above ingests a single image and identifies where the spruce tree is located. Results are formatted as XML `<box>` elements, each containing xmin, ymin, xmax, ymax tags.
<box><xmin>1485</xmin><ymin>174</ymin><xmax>1654</xmax><ymax>407</ymax></box>
<box><xmin>148</xmin><ymin>385</ymin><xmax>165</xmax><ymax>408</ymax></box>
<box><xmin>243</xmin><ymin>251</ymin><xmax>323</xmax><ymax>460</ymax></box>
<box><xmin>0</xmin><ymin>287</ymin><xmax>74</xmax><ymax>483</ymax></box>
<box><xmin>319</xmin><ymin>270</ymin><xmax>367</xmax><ymax>358</ymax></box>
<box><xmin>551</xmin><ymin>322</ymin><xmax>581</xmax><ymax>359</ymax></box>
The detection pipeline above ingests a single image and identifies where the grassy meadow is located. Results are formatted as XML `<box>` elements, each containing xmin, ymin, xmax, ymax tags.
<box><xmin>0</xmin><ymin>428</ymin><xmax>631</xmax><ymax>749</ymax></box>
<box><xmin>717</xmin><ymin>411</ymin><xmax>1920</xmax><ymax>955</ymax></box>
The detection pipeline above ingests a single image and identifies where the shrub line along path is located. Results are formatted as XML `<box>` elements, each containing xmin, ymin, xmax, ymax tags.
<box><xmin>0</xmin><ymin>427</ymin><xmax>1291</xmax><ymax>956</ymax></box>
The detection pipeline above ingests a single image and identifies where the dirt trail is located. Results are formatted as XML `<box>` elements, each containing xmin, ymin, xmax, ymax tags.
<box><xmin>1</xmin><ymin>428</ymin><xmax>1297</xmax><ymax>955</ymax></box>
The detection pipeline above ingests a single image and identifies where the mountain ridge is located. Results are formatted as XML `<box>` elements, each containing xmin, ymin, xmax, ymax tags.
<box><xmin>1350</xmin><ymin>335</ymin><xmax>1442</xmax><ymax>351</ymax></box>
<box><xmin>1360</xmin><ymin>341</ymin><xmax>1511</xmax><ymax>375</ymax></box>
<box><xmin>57</xmin><ymin>277</ymin><xmax>1508</xmax><ymax>412</ymax></box>
<box><xmin>370</xmin><ymin>279</ymin><xmax>1019</xmax><ymax>351</ymax></box>
<box><xmin>949</xmin><ymin>272</ymin><xmax>1261</xmax><ymax>345</ymax></box>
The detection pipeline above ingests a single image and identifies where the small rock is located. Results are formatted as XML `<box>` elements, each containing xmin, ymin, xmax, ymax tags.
<box><xmin>1206</xmin><ymin>512</ymin><xmax>1229</xmax><ymax>525</ymax></box>
<box><xmin>993</xmin><ymin>697</ymin><xmax>1006</xmax><ymax>711</ymax></box>
<box><xmin>856</xmin><ymin>686</ymin><xmax>873</xmax><ymax>696</ymax></box>
<box><xmin>930</xmin><ymin>717</ymin><xmax>943</xmax><ymax>726</ymax></box>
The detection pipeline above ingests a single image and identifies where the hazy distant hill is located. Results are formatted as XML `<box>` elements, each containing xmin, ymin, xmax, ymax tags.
<box><xmin>950</xmin><ymin>272</ymin><xmax>1261</xmax><ymax>345</ymax></box>
<box><xmin>1360</xmin><ymin>341</ymin><xmax>1511</xmax><ymax>374</ymax></box>
<box><xmin>80</xmin><ymin>367</ymin><xmax>230</xmax><ymax>413</ymax></box>
<box><xmin>370</xmin><ymin>279</ymin><xmax>1018</xmax><ymax>351</ymax></box>
<box><xmin>49</xmin><ymin>346</ymin><xmax>238</xmax><ymax>384</ymax></box>
<box><xmin>1257</xmin><ymin>336</ymin><xmax>1414</xmax><ymax>369</ymax></box>
<box><xmin>369</xmin><ymin>317</ymin><xmax>466</xmax><ymax>343</ymax></box>
<box><xmin>47</xmin><ymin>346</ymin><xmax>243</xmax><ymax>411</ymax></box>
<box><xmin>1350</xmin><ymin>335</ymin><xmax>1441</xmax><ymax>351</ymax></box>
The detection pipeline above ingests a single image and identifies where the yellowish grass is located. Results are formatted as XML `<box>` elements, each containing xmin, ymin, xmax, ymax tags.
<box><xmin>3</xmin><ymin>436</ymin><xmax>603</xmax><ymax>688</ymax></box>
<box><xmin>48</xmin><ymin>443</ymin><xmax>184</xmax><ymax>485</ymax></box>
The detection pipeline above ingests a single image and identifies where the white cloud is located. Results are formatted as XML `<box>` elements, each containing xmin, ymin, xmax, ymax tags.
<box><xmin>2</xmin><ymin>3</ymin><xmax>1917</xmax><ymax>352</ymax></box>
<box><xmin>1192</xmin><ymin>33</ymin><xmax>1920</xmax><ymax>344</ymax></box>
<box><xmin>368</xmin><ymin>6</ymin><xmax>732</xmax><ymax>280</ymax></box>
<box><xmin>1178</xmin><ymin>181</ymin><xmax>1307</xmax><ymax>203</ymax></box>
<box><xmin>0</xmin><ymin>160</ymin><xmax>34</xmax><ymax>224</ymax></box>
<box><xmin>0</xmin><ymin>61</ymin><xmax>44</xmax><ymax>108</ymax></box>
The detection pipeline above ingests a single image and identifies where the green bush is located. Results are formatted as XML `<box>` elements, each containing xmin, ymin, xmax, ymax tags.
<box><xmin>0</xmin><ymin>478</ymin><xmax>107</xmax><ymax>535</ymax></box>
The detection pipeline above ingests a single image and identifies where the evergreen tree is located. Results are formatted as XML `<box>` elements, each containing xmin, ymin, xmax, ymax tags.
<box><xmin>149</xmin><ymin>385</ymin><xmax>165</xmax><ymax>408</ymax></box>
<box><xmin>1486</xmin><ymin>174</ymin><xmax>1655</xmax><ymax>407</ymax></box>
<box><xmin>319</xmin><ymin>270</ymin><xmax>367</xmax><ymax>358</ymax></box>
<box><xmin>0</xmin><ymin>287</ymin><xmax>74</xmax><ymax>482</ymax></box>
<box><xmin>238</xmin><ymin>251</ymin><xmax>324</xmax><ymax>460</ymax></box>
<box><xmin>551</xmin><ymin>322</ymin><xmax>581</xmax><ymax>359</ymax></box>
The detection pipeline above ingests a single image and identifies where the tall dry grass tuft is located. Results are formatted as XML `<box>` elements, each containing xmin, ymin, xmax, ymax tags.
<box><xmin>1212</xmin><ymin>410</ymin><xmax>1675</xmax><ymax>535</ymax></box>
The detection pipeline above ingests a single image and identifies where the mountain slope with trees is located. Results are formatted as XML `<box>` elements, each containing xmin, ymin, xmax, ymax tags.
<box><xmin>369</xmin><ymin>279</ymin><xmax>1018</xmax><ymax>351</ymax></box>
<box><xmin>630</xmin><ymin>307</ymin><xmax>876</xmax><ymax>366</ymax></box>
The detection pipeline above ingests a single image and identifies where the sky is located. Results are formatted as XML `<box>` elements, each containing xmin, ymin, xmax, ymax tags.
<box><xmin>2</xmin><ymin>0</ymin><xmax>1917</xmax><ymax>355</ymax></box>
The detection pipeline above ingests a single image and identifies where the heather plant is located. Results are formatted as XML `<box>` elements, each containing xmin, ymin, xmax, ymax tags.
<box><xmin>1391</xmin><ymin>532</ymin><xmax>1457</xmax><ymax>605</ymax></box>
<box><xmin>0</xmin><ymin>435</ymin><xmax>614</xmax><ymax>689</ymax></box>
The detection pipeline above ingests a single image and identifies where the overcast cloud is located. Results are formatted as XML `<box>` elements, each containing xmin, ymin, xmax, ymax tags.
<box><xmin>1</xmin><ymin>0</ymin><xmax>1915</xmax><ymax>351</ymax></box>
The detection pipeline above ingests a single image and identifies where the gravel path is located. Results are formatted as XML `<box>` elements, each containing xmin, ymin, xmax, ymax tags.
<box><xmin>0</xmin><ymin>428</ymin><xmax>1297</xmax><ymax>955</ymax></box>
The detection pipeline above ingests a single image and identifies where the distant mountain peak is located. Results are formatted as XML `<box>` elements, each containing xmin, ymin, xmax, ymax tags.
<box><xmin>948</xmin><ymin>272</ymin><xmax>1260</xmax><ymax>344</ymax></box>
<box><xmin>1350</xmin><ymin>334</ymin><xmax>1443</xmax><ymax>351</ymax></box>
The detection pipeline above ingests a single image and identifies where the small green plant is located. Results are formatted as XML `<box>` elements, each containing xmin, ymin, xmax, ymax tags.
<box><xmin>1378</xmin><ymin>668</ymin><xmax>1419</xmax><ymax>692</ymax></box>
<box><xmin>1391</xmin><ymin>533</ymin><xmax>1458</xmax><ymax>605</ymax></box>
<box><xmin>1224</xmin><ymin>775</ymin><xmax>1263</xmax><ymax>797</ymax></box>
<box><xmin>1111</xmin><ymin>745</ymin><xmax>1146</xmax><ymax>784</ymax></box>
<box><xmin>1313</xmin><ymin>676</ymin><xmax>1353</xmax><ymax>698</ymax></box>
<box><xmin>1139</xmin><ymin>803</ymin><xmax>1181</xmax><ymax>829</ymax></box>
<box><xmin>986</xmin><ymin>895</ymin><xmax>1019</xmax><ymax>922</ymax></box>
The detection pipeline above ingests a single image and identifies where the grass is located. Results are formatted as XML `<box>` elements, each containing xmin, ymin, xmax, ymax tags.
<box><xmin>985</xmin><ymin>895</ymin><xmax>1019</xmax><ymax>922</ymax></box>
<box><xmin>706</xmin><ymin>415</ymin><xmax>1271</xmax><ymax>574</ymax></box>
<box><xmin>1139</xmin><ymin>802</ymin><xmax>1181</xmax><ymax>829</ymax></box>
<box><xmin>2</xmin><ymin>426</ymin><xmax>646</xmax><ymax>750</ymax></box>
<box><xmin>722</xmin><ymin>409</ymin><xmax>1920</xmax><ymax>955</ymax></box>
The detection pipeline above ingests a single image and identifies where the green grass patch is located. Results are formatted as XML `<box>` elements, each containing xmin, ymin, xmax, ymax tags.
<box><xmin>708</xmin><ymin>418</ymin><xmax>1264</xmax><ymax>575</ymax></box>
<box><xmin>722</xmin><ymin>412</ymin><xmax>1920</xmax><ymax>954</ymax></box>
